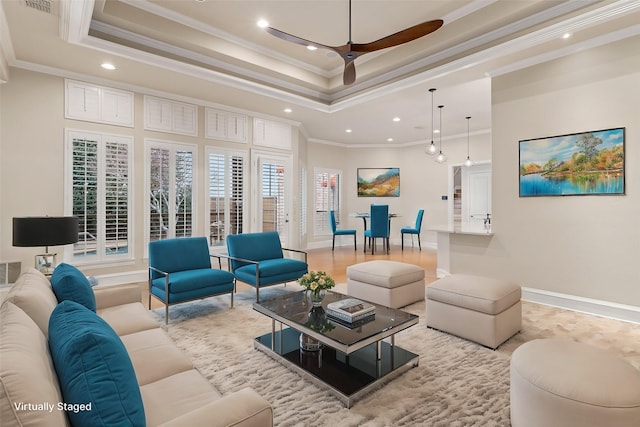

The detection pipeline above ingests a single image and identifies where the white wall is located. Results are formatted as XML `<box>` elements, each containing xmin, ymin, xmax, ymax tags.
<box><xmin>449</xmin><ymin>36</ymin><xmax>640</xmax><ymax>311</ymax></box>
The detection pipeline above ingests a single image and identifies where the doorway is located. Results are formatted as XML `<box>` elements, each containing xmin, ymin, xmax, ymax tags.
<box><xmin>449</xmin><ymin>162</ymin><xmax>491</xmax><ymax>225</ymax></box>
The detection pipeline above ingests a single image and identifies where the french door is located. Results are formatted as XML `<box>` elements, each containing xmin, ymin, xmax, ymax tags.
<box><xmin>252</xmin><ymin>150</ymin><xmax>293</xmax><ymax>246</ymax></box>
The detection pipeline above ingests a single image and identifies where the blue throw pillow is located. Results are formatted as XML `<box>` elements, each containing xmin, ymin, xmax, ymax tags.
<box><xmin>51</xmin><ymin>263</ymin><xmax>96</xmax><ymax>312</ymax></box>
<box><xmin>48</xmin><ymin>301</ymin><xmax>145</xmax><ymax>427</ymax></box>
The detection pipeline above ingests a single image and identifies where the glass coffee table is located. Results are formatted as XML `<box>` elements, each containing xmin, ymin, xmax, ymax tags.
<box><xmin>253</xmin><ymin>290</ymin><xmax>419</xmax><ymax>407</ymax></box>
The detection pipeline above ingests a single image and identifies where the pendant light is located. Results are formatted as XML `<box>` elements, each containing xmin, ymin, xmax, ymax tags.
<box><xmin>464</xmin><ymin>116</ymin><xmax>473</xmax><ymax>167</ymax></box>
<box><xmin>425</xmin><ymin>88</ymin><xmax>437</xmax><ymax>155</ymax></box>
<box><xmin>435</xmin><ymin>105</ymin><xmax>447</xmax><ymax>163</ymax></box>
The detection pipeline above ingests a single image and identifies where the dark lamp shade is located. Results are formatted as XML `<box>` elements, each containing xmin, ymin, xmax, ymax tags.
<box><xmin>13</xmin><ymin>217</ymin><xmax>79</xmax><ymax>247</ymax></box>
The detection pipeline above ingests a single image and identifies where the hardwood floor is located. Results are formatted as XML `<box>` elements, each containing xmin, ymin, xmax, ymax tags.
<box><xmin>305</xmin><ymin>244</ymin><xmax>437</xmax><ymax>284</ymax></box>
<box><xmin>145</xmin><ymin>243</ymin><xmax>437</xmax><ymax>309</ymax></box>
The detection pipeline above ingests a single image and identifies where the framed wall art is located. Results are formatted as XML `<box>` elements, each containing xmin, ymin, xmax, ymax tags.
<box><xmin>519</xmin><ymin>127</ymin><xmax>624</xmax><ymax>197</ymax></box>
<box><xmin>357</xmin><ymin>168</ymin><xmax>400</xmax><ymax>197</ymax></box>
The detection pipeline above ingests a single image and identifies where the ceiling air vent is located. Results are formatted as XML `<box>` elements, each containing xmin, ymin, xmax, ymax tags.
<box><xmin>24</xmin><ymin>0</ymin><xmax>52</xmax><ymax>14</ymax></box>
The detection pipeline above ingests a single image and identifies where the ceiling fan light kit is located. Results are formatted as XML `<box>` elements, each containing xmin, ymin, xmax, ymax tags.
<box><xmin>265</xmin><ymin>0</ymin><xmax>443</xmax><ymax>85</ymax></box>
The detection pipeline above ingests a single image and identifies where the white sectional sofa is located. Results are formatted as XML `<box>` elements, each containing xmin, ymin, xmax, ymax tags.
<box><xmin>0</xmin><ymin>267</ymin><xmax>273</xmax><ymax>427</ymax></box>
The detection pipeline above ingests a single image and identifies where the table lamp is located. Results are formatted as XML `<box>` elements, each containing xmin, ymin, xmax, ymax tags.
<box><xmin>12</xmin><ymin>216</ymin><xmax>79</xmax><ymax>275</ymax></box>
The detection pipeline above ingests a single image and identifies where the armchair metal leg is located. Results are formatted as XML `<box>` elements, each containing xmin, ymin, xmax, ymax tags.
<box><xmin>401</xmin><ymin>232</ymin><xmax>405</xmax><ymax>251</ymax></box>
<box><xmin>165</xmin><ymin>303</ymin><xmax>169</xmax><ymax>325</ymax></box>
<box><xmin>230</xmin><ymin>289</ymin><xmax>234</xmax><ymax>308</ymax></box>
<box><xmin>332</xmin><ymin>235</ymin><xmax>336</xmax><ymax>251</ymax></box>
<box><xmin>256</xmin><ymin>286</ymin><xmax>260</xmax><ymax>303</ymax></box>
<box><xmin>353</xmin><ymin>234</ymin><xmax>357</xmax><ymax>251</ymax></box>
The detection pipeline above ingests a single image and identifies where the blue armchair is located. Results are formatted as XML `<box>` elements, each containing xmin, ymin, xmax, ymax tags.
<box><xmin>225</xmin><ymin>231</ymin><xmax>308</xmax><ymax>302</ymax></box>
<box><xmin>330</xmin><ymin>210</ymin><xmax>357</xmax><ymax>251</ymax></box>
<box><xmin>148</xmin><ymin>237</ymin><xmax>235</xmax><ymax>323</ymax></box>
<box><xmin>401</xmin><ymin>209</ymin><xmax>424</xmax><ymax>250</ymax></box>
<box><xmin>364</xmin><ymin>204</ymin><xmax>390</xmax><ymax>254</ymax></box>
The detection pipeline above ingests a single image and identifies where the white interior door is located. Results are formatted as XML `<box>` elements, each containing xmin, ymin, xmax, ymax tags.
<box><xmin>462</xmin><ymin>163</ymin><xmax>492</xmax><ymax>224</ymax></box>
<box><xmin>252</xmin><ymin>150</ymin><xmax>293</xmax><ymax>246</ymax></box>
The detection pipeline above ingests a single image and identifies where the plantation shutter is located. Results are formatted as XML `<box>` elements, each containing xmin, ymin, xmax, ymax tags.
<box><xmin>261</xmin><ymin>163</ymin><xmax>285</xmax><ymax>234</ymax></box>
<box><xmin>103</xmin><ymin>138</ymin><xmax>130</xmax><ymax>255</ymax></box>
<box><xmin>72</xmin><ymin>136</ymin><xmax>99</xmax><ymax>257</ymax></box>
<box><xmin>206</xmin><ymin>149</ymin><xmax>246</xmax><ymax>246</ymax></box>
<box><xmin>149</xmin><ymin>147</ymin><xmax>171</xmax><ymax>242</ymax></box>
<box><xmin>174</xmin><ymin>150</ymin><xmax>194</xmax><ymax>237</ymax></box>
<box><xmin>67</xmin><ymin>130</ymin><xmax>132</xmax><ymax>263</ymax></box>
<box><xmin>147</xmin><ymin>141</ymin><xmax>195</xmax><ymax>243</ymax></box>
<box><xmin>314</xmin><ymin>169</ymin><xmax>342</xmax><ymax>237</ymax></box>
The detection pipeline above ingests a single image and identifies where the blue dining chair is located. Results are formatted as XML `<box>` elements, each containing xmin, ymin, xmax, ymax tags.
<box><xmin>329</xmin><ymin>210</ymin><xmax>357</xmax><ymax>251</ymax></box>
<box><xmin>364</xmin><ymin>204</ymin><xmax>389</xmax><ymax>254</ymax></box>
<box><xmin>401</xmin><ymin>209</ymin><xmax>424</xmax><ymax>251</ymax></box>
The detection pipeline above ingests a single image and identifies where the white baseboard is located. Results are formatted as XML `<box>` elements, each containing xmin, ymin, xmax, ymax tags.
<box><xmin>522</xmin><ymin>287</ymin><xmax>640</xmax><ymax>325</ymax></box>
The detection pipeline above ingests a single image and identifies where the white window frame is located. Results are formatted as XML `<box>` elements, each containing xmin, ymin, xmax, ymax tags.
<box><xmin>313</xmin><ymin>167</ymin><xmax>343</xmax><ymax>237</ymax></box>
<box><xmin>204</xmin><ymin>146</ymin><xmax>248</xmax><ymax>249</ymax></box>
<box><xmin>144</xmin><ymin>139</ymin><xmax>198</xmax><ymax>256</ymax></box>
<box><xmin>64</xmin><ymin>129</ymin><xmax>134</xmax><ymax>266</ymax></box>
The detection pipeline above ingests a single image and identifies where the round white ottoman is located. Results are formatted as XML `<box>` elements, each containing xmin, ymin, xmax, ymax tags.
<box><xmin>510</xmin><ymin>339</ymin><xmax>640</xmax><ymax>427</ymax></box>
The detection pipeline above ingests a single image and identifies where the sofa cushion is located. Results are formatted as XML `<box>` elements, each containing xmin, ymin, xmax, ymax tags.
<box><xmin>140</xmin><ymin>370</ymin><xmax>219</xmax><ymax>426</ymax></box>
<box><xmin>4</xmin><ymin>268</ymin><xmax>58</xmax><ymax>337</ymax></box>
<box><xmin>98</xmin><ymin>302</ymin><xmax>159</xmax><ymax>336</ymax></box>
<box><xmin>50</xmin><ymin>263</ymin><xmax>96</xmax><ymax>312</ymax></box>
<box><xmin>148</xmin><ymin>236</ymin><xmax>213</xmax><ymax>279</ymax></box>
<box><xmin>150</xmin><ymin>268</ymin><xmax>235</xmax><ymax>293</ymax></box>
<box><xmin>48</xmin><ymin>300</ymin><xmax>145</xmax><ymax>427</ymax></box>
<box><xmin>235</xmin><ymin>259</ymin><xmax>308</xmax><ymax>285</ymax></box>
<box><xmin>0</xmin><ymin>301</ymin><xmax>69</xmax><ymax>427</ymax></box>
<box><xmin>226</xmin><ymin>231</ymin><xmax>284</xmax><ymax>265</ymax></box>
<box><xmin>120</xmin><ymin>328</ymin><xmax>194</xmax><ymax>386</ymax></box>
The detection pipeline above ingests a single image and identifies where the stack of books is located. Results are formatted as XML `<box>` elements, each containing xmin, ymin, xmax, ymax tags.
<box><xmin>326</xmin><ymin>298</ymin><xmax>375</xmax><ymax>325</ymax></box>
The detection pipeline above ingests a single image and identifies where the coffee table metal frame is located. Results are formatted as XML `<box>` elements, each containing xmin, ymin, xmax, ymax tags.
<box><xmin>253</xmin><ymin>291</ymin><xmax>419</xmax><ymax>407</ymax></box>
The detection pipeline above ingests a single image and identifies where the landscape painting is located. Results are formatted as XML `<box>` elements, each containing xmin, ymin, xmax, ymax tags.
<box><xmin>519</xmin><ymin>128</ymin><xmax>624</xmax><ymax>197</ymax></box>
<box><xmin>357</xmin><ymin>168</ymin><xmax>400</xmax><ymax>197</ymax></box>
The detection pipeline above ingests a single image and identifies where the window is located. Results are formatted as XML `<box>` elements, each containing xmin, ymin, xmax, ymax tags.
<box><xmin>206</xmin><ymin>147</ymin><xmax>247</xmax><ymax>247</ymax></box>
<box><xmin>65</xmin><ymin>129</ymin><xmax>133</xmax><ymax>264</ymax></box>
<box><xmin>146</xmin><ymin>140</ymin><xmax>196</xmax><ymax>245</ymax></box>
<box><xmin>314</xmin><ymin>168</ymin><xmax>342</xmax><ymax>237</ymax></box>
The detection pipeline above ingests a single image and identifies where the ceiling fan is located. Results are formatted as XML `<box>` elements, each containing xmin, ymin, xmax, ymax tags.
<box><xmin>265</xmin><ymin>0</ymin><xmax>443</xmax><ymax>85</ymax></box>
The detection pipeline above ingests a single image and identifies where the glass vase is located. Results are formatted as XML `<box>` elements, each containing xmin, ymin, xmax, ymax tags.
<box><xmin>309</xmin><ymin>289</ymin><xmax>326</xmax><ymax>307</ymax></box>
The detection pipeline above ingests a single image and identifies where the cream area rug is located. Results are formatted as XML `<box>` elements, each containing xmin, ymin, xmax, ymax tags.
<box><xmin>151</xmin><ymin>284</ymin><xmax>640</xmax><ymax>427</ymax></box>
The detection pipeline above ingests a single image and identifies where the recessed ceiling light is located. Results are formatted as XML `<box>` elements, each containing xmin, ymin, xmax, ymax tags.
<box><xmin>562</xmin><ymin>32</ymin><xmax>572</xmax><ymax>39</ymax></box>
<box><xmin>307</xmin><ymin>45</ymin><xmax>318</xmax><ymax>51</ymax></box>
<box><xmin>284</xmin><ymin>108</ymin><xmax>292</xmax><ymax>113</ymax></box>
<box><xmin>392</xmin><ymin>117</ymin><xmax>401</xmax><ymax>122</ymax></box>
<box><xmin>194</xmin><ymin>0</ymin><xmax>206</xmax><ymax>3</ymax></box>
<box><xmin>387</xmin><ymin>138</ymin><xmax>394</xmax><ymax>142</ymax></box>
<box><xmin>101</xmin><ymin>62</ymin><xmax>116</xmax><ymax>70</ymax></box>
<box><xmin>257</xmin><ymin>19</ymin><xmax>269</xmax><ymax>28</ymax></box>
<box><xmin>345</xmin><ymin>129</ymin><xmax>352</xmax><ymax>133</ymax></box>
<box><xmin>434</xmin><ymin>129</ymin><xmax>440</xmax><ymax>134</ymax></box>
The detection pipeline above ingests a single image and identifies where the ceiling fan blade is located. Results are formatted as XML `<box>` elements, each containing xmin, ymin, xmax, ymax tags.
<box><xmin>265</xmin><ymin>27</ymin><xmax>333</xmax><ymax>52</ymax></box>
<box><xmin>343</xmin><ymin>59</ymin><xmax>356</xmax><ymax>85</ymax></box>
<box><xmin>350</xmin><ymin>19</ymin><xmax>444</xmax><ymax>53</ymax></box>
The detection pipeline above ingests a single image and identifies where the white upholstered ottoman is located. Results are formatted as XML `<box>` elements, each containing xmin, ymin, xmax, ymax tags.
<box><xmin>347</xmin><ymin>261</ymin><xmax>425</xmax><ymax>308</ymax></box>
<box><xmin>510</xmin><ymin>339</ymin><xmax>640</xmax><ymax>427</ymax></box>
<box><xmin>425</xmin><ymin>274</ymin><xmax>521</xmax><ymax>349</ymax></box>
